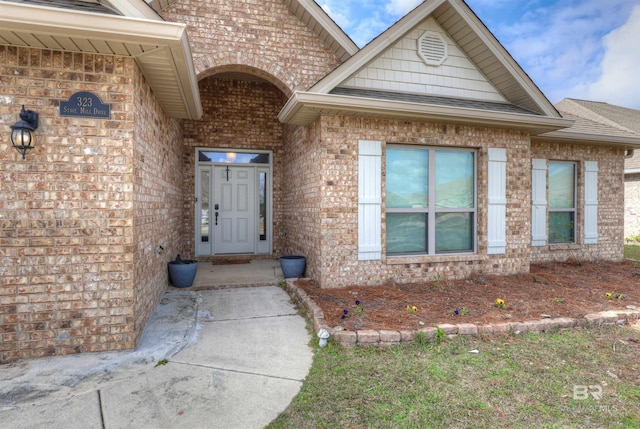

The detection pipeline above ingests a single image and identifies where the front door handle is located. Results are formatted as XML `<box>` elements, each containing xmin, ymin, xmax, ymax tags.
<box><xmin>215</xmin><ymin>211</ymin><xmax>218</xmax><ymax>225</ymax></box>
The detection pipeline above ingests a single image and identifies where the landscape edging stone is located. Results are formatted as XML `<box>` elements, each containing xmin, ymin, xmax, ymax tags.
<box><xmin>285</xmin><ymin>279</ymin><xmax>640</xmax><ymax>346</ymax></box>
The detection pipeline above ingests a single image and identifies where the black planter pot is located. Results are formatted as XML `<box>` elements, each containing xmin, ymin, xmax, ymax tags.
<box><xmin>280</xmin><ymin>256</ymin><xmax>306</xmax><ymax>278</ymax></box>
<box><xmin>168</xmin><ymin>260</ymin><xmax>198</xmax><ymax>288</ymax></box>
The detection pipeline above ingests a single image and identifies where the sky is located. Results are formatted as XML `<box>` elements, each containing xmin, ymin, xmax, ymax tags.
<box><xmin>318</xmin><ymin>0</ymin><xmax>640</xmax><ymax>110</ymax></box>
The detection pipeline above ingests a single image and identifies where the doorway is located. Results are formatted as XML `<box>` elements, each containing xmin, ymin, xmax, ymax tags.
<box><xmin>196</xmin><ymin>149</ymin><xmax>272</xmax><ymax>256</ymax></box>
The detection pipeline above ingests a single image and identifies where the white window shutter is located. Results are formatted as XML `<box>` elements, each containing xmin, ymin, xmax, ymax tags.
<box><xmin>531</xmin><ymin>158</ymin><xmax>547</xmax><ymax>246</ymax></box>
<box><xmin>584</xmin><ymin>161</ymin><xmax>598</xmax><ymax>244</ymax></box>
<box><xmin>487</xmin><ymin>148</ymin><xmax>507</xmax><ymax>254</ymax></box>
<box><xmin>358</xmin><ymin>140</ymin><xmax>382</xmax><ymax>260</ymax></box>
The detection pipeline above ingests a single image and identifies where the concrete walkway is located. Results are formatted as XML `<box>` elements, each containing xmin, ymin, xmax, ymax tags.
<box><xmin>0</xmin><ymin>286</ymin><xmax>313</xmax><ymax>429</ymax></box>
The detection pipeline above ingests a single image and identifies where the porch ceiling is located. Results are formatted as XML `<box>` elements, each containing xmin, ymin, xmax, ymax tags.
<box><xmin>0</xmin><ymin>0</ymin><xmax>202</xmax><ymax>119</ymax></box>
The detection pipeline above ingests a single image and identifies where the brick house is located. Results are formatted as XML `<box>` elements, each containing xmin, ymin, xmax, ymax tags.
<box><xmin>550</xmin><ymin>99</ymin><xmax>640</xmax><ymax>239</ymax></box>
<box><xmin>1</xmin><ymin>0</ymin><xmax>639</xmax><ymax>362</ymax></box>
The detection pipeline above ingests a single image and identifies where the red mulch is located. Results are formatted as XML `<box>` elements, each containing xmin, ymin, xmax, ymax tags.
<box><xmin>296</xmin><ymin>260</ymin><xmax>640</xmax><ymax>331</ymax></box>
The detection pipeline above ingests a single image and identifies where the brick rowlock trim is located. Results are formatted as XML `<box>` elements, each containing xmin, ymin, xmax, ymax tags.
<box><xmin>285</xmin><ymin>279</ymin><xmax>640</xmax><ymax>346</ymax></box>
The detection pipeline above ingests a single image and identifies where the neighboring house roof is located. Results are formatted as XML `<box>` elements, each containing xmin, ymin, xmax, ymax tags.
<box><xmin>278</xmin><ymin>0</ymin><xmax>572</xmax><ymax>135</ymax></box>
<box><xmin>556</xmin><ymin>98</ymin><xmax>640</xmax><ymax>135</ymax></box>
<box><xmin>536</xmin><ymin>98</ymin><xmax>640</xmax><ymax>160</ymax></box>
<box><xmin>0</xmin><ymin>0</ymin><xmax>201</xmax><ymax>119</ymax></box>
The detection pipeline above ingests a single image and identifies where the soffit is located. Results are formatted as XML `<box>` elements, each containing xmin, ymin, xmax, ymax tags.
<box><xmin>0</xmin><ymin>0</ymin><xmax>201</xmax><ymax>119</ymax></box>
<box><xmin>145</xmin><ymin>0</ymin><xmax>177</xmax><ymax>13</ymax></box>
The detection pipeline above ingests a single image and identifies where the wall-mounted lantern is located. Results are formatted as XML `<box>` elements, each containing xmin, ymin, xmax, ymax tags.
<box><xmin>10</xmin><ymin>105</ymin><xmax>38</xmax><ymax>159</ymax></box>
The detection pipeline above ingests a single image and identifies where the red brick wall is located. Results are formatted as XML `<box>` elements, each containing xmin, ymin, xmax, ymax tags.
<box><xmin>296</xmin><ymin>119</ymin><xmax>626</xmax><ymax>288</ymax></box>
<box><xmin>132</xmin><ymin>66</ymin><xmax>184</xmax><ymax>344</ymax></box>
<box><xmin>281</xmin><ymin>121</ymin><xmax>324</xmax><ymax>281</ymax></box>
<box><xmin>0</xmin><ymin>46</ymin><xmax>183</xmax><ymax>362</ymax></box>
<box><xmin>530</xmin><ymin>141</ymin><xmax>625</xmax><ymax>263</ymax></box>
<box><xmin>0</xmin><ymin>47</ymin><xmax>138</xmax><ymax>361</ymax></box>
<box><xmin>161</xmin><ymin>0</ymin><xmax>342</xmax><ymax>92</ymax></box>
<box><xmin>293</xmin><ymin>116</ymin><xmax>533</xmax><ymax>288</ymax></box>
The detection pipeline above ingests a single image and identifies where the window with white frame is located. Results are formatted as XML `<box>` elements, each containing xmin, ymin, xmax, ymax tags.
<box><xmin>548</xmin><ymin>161</ymin><xmax>576</xmax><ymax>244</ymax></box>
<box><xmin>385</xmin><ymin>146</ymin><xmax>476</xmax><ymax>255</ymax></box>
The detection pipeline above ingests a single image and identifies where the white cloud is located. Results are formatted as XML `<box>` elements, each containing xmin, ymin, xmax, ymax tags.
<box><xmin>320</xmin><ymin>3</ymin><xmax>351</xmax><ymax>30</ymax></box>
<box><xmin>582</xmin><ymin>5</ymin><xmax>640</xmax><ymax>109</ymax></box>
<box><xmin>384</xmin><ymin>0</ymin><xmax>422</xmax><ymax>17</ymax></box>
<box><xmin>481</xmin><ymin>0</ymin><xmax>639</xmax><ymax>106</ymax></box>
<box><xmin>319</xmin><ymin>1</ymin><xmax>385</xmax><ymax>47</ymax></box>
<box><xmin>350</xmin><ymin>15</ymin><xmax>393</xmax><ymax>47</ymax></box>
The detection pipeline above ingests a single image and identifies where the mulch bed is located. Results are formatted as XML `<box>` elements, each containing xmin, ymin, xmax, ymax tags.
<box><xmin>296</xmin><ymin>260</ymin><xmax>640</xmax><ymax>331</ymax></box>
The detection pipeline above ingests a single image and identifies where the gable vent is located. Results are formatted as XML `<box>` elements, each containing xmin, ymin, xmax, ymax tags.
<box><xmin>417</xmin><ymin>31</ymin><xmax>447</xmax><ymax>66</ymax></box>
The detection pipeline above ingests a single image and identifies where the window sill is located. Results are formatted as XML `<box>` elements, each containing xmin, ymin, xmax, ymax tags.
<box><xmin>546</xmin><ymin>243</ymin><xmax>581</xmax><ymax>251</ymax></box>
<box><xmin>385</xmin><ymin>253</ymin><xmax>485</xmax><ymax>265</ymax></box>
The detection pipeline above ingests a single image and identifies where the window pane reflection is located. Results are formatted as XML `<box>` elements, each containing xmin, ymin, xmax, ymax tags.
<box><xmin>435</xmin><ymin>213</ymin><xmax>473</xmax><ymax>253</ymax></box>
<box><xmin>259</xmin><ymin>172</ymin><xmax>266</xmax><ymax>240</ymax></box>
<box><xmin>435</xmin><ymin>151</ymin><xmax>474</xmax><ymax>209</ymax></box>
<box><xmin>386</xmin><ymin>147</ymin><xmax>429</xmax><ymax>208</ymax></box>
<box><xmin>386</xmin><ymin>213</ymin><xmax>427</xmax><ymax>254</ymax></box>
<box><xmin>200</xmin><ymin>170</ymin><xmax>209</xmax><ymax>243</ymax></box>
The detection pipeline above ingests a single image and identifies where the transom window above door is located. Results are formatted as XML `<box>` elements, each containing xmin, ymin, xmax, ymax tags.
<box><xmin>199</xmin><ymin>151</ymin><xmax>270</xmax><ymax>164</ymax></box>
<box><xmin>385</xmin><ymin>145</ymin><xmax>477</xmax><ymax>255</ymax></box>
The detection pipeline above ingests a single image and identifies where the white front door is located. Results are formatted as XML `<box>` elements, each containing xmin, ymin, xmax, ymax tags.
<box><xmin>213</xmin><ymin>165</ymin><xmax>256</xmax><ymax>254</ymax></box>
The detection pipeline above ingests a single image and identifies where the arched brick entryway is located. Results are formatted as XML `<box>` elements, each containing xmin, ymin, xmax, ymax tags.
<box><xmin>182</xmin><ymin>65</ymin><xmax>290</xmax><ymax>259</ymax></box>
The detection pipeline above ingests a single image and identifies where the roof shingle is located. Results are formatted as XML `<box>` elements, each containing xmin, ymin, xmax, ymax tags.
<box><xmin>4</xmin><ymin>0</ymin><xmax>121</xmax><ymax>15</ymax></box>
<box><xmin>330</xmin><ymin>87</ymin><xmax>538</xmax><ymax>116</ymax></box>
<box><xmin>555</xmin><ymin>99</ymin><xmax>640</xmax><ymax>170</ymax></box>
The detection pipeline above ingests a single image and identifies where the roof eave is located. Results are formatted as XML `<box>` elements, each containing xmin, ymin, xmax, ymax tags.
<box><xmin>308</xmin><ymin>0</ymin><xmax>560</xmax><ymax>119</ymax></box>
<box><xmin>0</xmin><ymin>1</ymin><xmax>202</xmax><ymax>119</ymax></box>
<box><xmin>533</xmin><ymin>131</ymin><xmax>640</xmax><ymax>149</ymax></box>
<box><xmin>446</xmin><ymin>0</ymin><xmax>559</xmax><ymax>118</ymax></box>
<box><xmin>279</xmin><ymin>91</ymin><xmax>572</xmax><ymax>134</ymax></box>
<box><xmin>283</xmin><ymin>0</ymin><xmax>358</xmax><ymax>62</ymax></box>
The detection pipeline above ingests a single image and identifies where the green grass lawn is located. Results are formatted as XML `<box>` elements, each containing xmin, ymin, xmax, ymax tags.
<box><xmin>624</xmin><ymin>243</ymin><xmax>640</xmax><ymax>260</ymax></box>
<box><xmin>269</xmin><ymin>326</ymin><xmax>640</xmax><ymax>428</ymax></box>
